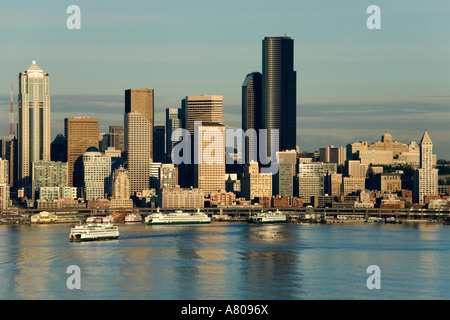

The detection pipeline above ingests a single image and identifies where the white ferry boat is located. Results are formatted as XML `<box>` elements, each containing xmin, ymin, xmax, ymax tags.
<box><xmin>125</xmin><ymin>213</ymin><xmax>143</xmax><ymax>223</ymax></box>
<box><xmin>145</xmin><ymin>209</ymin><xmax>211</xmax><ymax>225</ymax></box>
<box><xmin>248</xmin><ymin>210</ymin><xmax>287</xmax><ymax>224</ymax></box>
<box><xmin>69</xmin><ymin>223</ymin><xmax>119</xmax><ymax>242</ymax></box>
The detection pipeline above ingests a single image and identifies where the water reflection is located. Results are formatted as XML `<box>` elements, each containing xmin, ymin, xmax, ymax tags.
<box><xmin>0</xmin><ymin>222</ymin><xmax>450</xmax><ymax>299</ymax></box>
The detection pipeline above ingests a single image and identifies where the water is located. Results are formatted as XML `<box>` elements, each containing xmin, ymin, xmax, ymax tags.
<box><xmin>0</xmin><ymin>221</ymin><xmax>449</xmax><ymax>300</ymax></box>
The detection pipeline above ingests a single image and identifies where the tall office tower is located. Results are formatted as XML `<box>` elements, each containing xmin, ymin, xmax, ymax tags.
<box><xmin>109</xmin><ymin>125</ymin><xmax>125</xmax><ymax>152</ymax></box>
<box><xmin>83</xmin><ymin>147</ymin><xmax>111</xmax><ymax>200</ymax></box>
<box><xmin>65</xmin><ymin>117</ymin><xmax>99</xmax><ymax>190</ymax></box>
<box><xmin>242</xmin><ymin>72</ymin><xmax>262</xmax><ymax>164</ymax></box>
<box><xmin>18</xmin><ymin>61</ymin><xmax>51</xmax><ymax>195</ymax></box>
<box><xmin>153</xmin><ymin>124</ymin><xmax>166</xmax><ymax>163</ymax></box>
<box><xmin>182</xmin><ymin>95</ymin><xmax>223</xmax><ymax>134</ymax></box>
<box><xmin>110</xmin><ymin>165</ymin><xmax>133</xmax><ymax>208</ymax></box>
<box><xmin>165</xmin><ymin>107</ymin><xmax>185</xmax><ymax>162</ymax></box>
<box><xmin>194</xmin><ymin>123</ymin><xmax>226</xmax><ymax>196</ymax></box>
<box><xmin>125</xmin><ymin>89</ymin><xmax>154</xmax><ymax>196</ymax></box>
<box><xmin>262</xmin><ymin>36</ymin><xmax>296</xmax><ymax>155</ymax></box>
<box><xmin>32</xmin><ymin>161</ymin><xmax>68</xmax><ymax>200</ymax></box>
<box><xmin>179</xmin><ymin>95</ymin><xmax>223</xmax><ymax>188</ymax></box>
<box><xmin>413</xmin><ymin>130</ymin><xmax>438</xmax><ymax>204</ymax></box>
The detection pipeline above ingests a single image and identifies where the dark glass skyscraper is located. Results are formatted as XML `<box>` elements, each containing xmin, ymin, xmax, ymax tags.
<box><xmin>242</xmin><ymin>72</ymin><xmax>262</xmax><ymax>163</ymax></box>
<box><xmin>262</xmin><ymin>36</ymin><xmax>296</xmax><ymax>155</ymax></box>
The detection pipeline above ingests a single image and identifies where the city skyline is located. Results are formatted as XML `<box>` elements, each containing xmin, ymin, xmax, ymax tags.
<box><xmin>0</xmin><ymin>1</ymin><xmax>449</xmax><ymax>158</ymax></box>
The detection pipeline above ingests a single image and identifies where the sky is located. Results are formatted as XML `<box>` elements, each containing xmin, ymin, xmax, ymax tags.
<box><xmin>0</xmin><ymin>0</ymin><xmax>449</xmax><ymax>158</ymax></box>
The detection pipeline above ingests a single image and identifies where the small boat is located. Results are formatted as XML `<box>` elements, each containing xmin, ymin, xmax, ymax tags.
<box><xmin>247</xmin><ymin>209</ymin><xmax>287</xmax><ymax>224</ymax></box>
<box><xmin>124</xmin><ymin>213</ymin><xmax>143</xmax><ymax>223</ymax></box>
<box><xmin>69</xmin><ymin>223</ymin><xmax>119</xmax><ymax>242</ymax></box>
<box><xmin>145</xmin><ymin>209</ymin><xmax>211</xmax><ymax>225</ymax></box>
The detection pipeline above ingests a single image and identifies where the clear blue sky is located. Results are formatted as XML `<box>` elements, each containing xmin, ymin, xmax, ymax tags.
<box><xmin>1</xmin><ymin>0</ymin><xmax>449</xmax><ymax>158</ymax></box>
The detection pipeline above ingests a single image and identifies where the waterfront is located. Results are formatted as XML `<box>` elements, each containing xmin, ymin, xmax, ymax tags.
<box><xmin>0</xmin><ymin>221</ymin><xmax>449</xmax><ymax>300</ymax></box>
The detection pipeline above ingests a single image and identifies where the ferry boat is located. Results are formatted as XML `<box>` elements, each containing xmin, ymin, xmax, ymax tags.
<box><xmin>69</xmin><ymin>223</ymin><xmax>119</xmax><ymax>242</ymax></box>
<box><xmin>247</xmin><ymin>210</ymin><xmax>287</xmax><ymax>224</ymax></box>
<box><xmin>124</xmin><ymin>213</ymin><xmax>143</xmax><ymax>223</ymax></box>
<box><xmin>145</xmin><ymin>209</ymin><xmax>211</xmax><ymax>225</ymax></box>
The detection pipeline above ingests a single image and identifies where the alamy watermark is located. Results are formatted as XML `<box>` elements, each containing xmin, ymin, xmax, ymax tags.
<box><xmin>366</xmin><ymin>265</ymin><xmax>381</xmax><ymax>290</ymax></box>
<box><xmin>171</xmin><ymin>121</ymin><xmax>280</xmax><ymax>175</ymax></box>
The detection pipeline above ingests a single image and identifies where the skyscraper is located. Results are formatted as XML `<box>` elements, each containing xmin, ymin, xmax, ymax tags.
<box><xmin>125</xmin><ymin>89</ymin><xmax>154</xmax><ymax>195</ymax></box>
<box><xmin>18</xmin><ymin>60</ymin><xmax>51</xmax><ymax>195</ymax></box>
<box><xmin>179</xmin><ymin>95</ymin><xmax>223</xmax><ymax>188</ymax></box>
<box><xmin>83</xmin><ymin>146</ymin><xmax>111</xmax><ymax>200</ymax></box>
<box><xmin>153</xmin><ymin>124</ymin><xmax>165</xmax><ymax>163</ymax></box>
<box><xmin>262</xmin><ymin>36</ymin><xmax>296</xmax><ymax>155</ymax></box>
<box><xmin>194</xmin><ymin>123</ymin><xmax>226</xmax><ymax>196</ymax></box>
<box><xmin>165</xmin><ymin>107</ymin><xmax>185</xmax><ymax>162</ymax></box>
<box><xmin>183</xmin><ymin>95</ymin><xmax>223</xmax><ymax>134</ymax></box>
<box><xmin>413</xmin><ymin>130</ymin><xmax>438</xmax><ymax>204</ymax></box>
<box><xmin>65</xmin><ymin>117</ymin><xmax>99</xmax><ymax>190</ymax></box>
<box><xmin>242</xmin><ymin>72</ymin><xmax>262</xmax><ymax>164</ymax></box>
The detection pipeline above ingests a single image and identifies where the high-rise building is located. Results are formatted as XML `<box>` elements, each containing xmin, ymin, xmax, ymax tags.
<box><xmin>125</xmin><ymin>89</ymin><xmax>154</xmax><ymax>195</ymax></box>
<box><xmin>50</xmin><ymin>133</ymin><xmax>67</xmax><ymax>162</ymax></box>
<box><xmin>165</xmin><ymin>107</ymin><xmax>185</xmax><ymax>162</ymax></box>
<box><xmin>83</xmin><ymin>146</ymin><xmax>111</xmax><ymax>200</ymax></box>
<box><xmin>65</xmin><ymin>117</ymin><xmax>99</xmax><ymax>190</ymax></box>
<box><xmin>241</xmin><ymin>161</ymin><xmax>272</xmax><ymax>200</ymax></box>
<box><xmin>111</xmin><ymin>165</ymin><xmax>133</xmax><ymax>208</ymax></box>
<box><xmin>413</xmin><ymin>130</ymin><xmax>438</xmax><ymax>204</ymax></box>
<box><xmin>109</xmin><ymin>126</ymin><xmax>125</xmax><ymax>152</ymax></box>
<box><xmin>0</xmin><ymin>159</ymin><xmax>9</xmax><ymax>185</ymax></box>
<box><xmin>298</xmin><ymin>162</ymin><xmax>337</xmax><ymax>203</ymax></box>
<box><xmin>32</xmin><ymin>160</ymin><xmax>68</xmax><ymax>200</ymax></box>
<box><xmin>194</xmin><ymin>123</ymin><xmax>226</xmax><ymax>196</ymax></box>
<box><xmin>153</xmin><ymin>124</ymin><xmax>165</xmax><ymax>163</ymax></box>
<box><xmin>242</xmin><ymin>72</ymin><xmax>262</xmax><ymax>164</ymax></box>
<box><xmin>18</xmin><ymin>61</ymin><xmax>51</xmax><ymax>195</ymax></box>
<box><xmin>273</xmin><ymin>150</ymin><xmax>297</xmax><ymax>197</ymax></box>
<box><xmin>183</xmin><ymin>95</ymin><xmax>223</xmax><ymax>134</ymax></box>
<box><xmin>262</xmin><ymin>36</ymin><xmax>296</xmax><ymax>155</ymax></box>
<box><xmin>179</xmin><ymin>95</ymin><xmax>223</xmax><ymax>188</ymax></box>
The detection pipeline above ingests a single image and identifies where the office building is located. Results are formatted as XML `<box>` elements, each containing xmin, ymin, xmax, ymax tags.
<box><xmin>165</xmin><ymin>107</ymin><xmax>185</xmax><ymax>163</ymax></box>
<box><xmin>32</xmin><ymin>161</ymin><xmax>68</xmax><ymax>200</ymax></box>
<box><xmin>413</xmin><ymin>130</ymin><xmax>439</xmax><ymax>204</ymax></box>
<box><xmin>262</xmin><ymin>36</ymin><xmax>296</xmax><ymax>155</ymax></box>
<box><xmin>160</xmin><ymin>163</ymin><xmax>178</xmax><ymax>189</ymax></box>
<box><xmin>194</xmin><ymin>123</ymin><xmax>226</xmax><ymax>196</ymax></box>
<box><xmin>183</xmin><ymin>95</ymin><xmax>223</xmax><ymax>134</ymax></box>
<box><xmin>241</xmin><ymin>161</ymin><xmax>272</xmax><ymax>200</ymax></box>
<box><xmin>111</xmin><ymin>166</ymin><xmax>133</xmax><ymax>208</ymax></box>
<box><xmin>83</xmin><ymin>147</ymin><xmax>111</xmax><ymax>200</ymax></box>
<box><xmin>18</xmin><ymin>61</ymin><xmax>51</xmax><ymax>195</ymax></box>
<box><xmin>125</xmin><ymin>89</ymin><xmax>154</xmax><ymax>195</ymax></box>
<box><xmin>242</xmin><ymin>72</ymin><xmax>262</xmax><ymax>163</ymax></box>
<box><xmin>273</xmin><ymin>150</ymin><xmax>297</xmax><ymax>197</ymax></box>
<box><xmin>65</xmin><ymin>117</ymin><xmax>99</xmax><ymax>190</ymax></box>
<box><xmin>153</xmin><ymin>124</ymin><xmax>165</xmax><ymax>163</ymax></box>
<box><xmin>109</xmin><ymin>125</ymin><xmax>125</xmax><ymax>152</ymax></box>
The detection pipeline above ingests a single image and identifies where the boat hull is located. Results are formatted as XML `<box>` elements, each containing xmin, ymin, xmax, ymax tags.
<box><xmin>146</xmin><ymin>220</ymin><xmax>211</xmax><ymax>225</ymax></box>
<box><xmin>70</xmin><ymin>235</ymin><xmax>119</xmax><ymax>242</ymax></box>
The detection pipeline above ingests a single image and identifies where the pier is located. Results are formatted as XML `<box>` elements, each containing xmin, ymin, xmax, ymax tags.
<box><xmin>5</xmin><ymin>206</ymin><xmax>450</xmax><ymax>225</ymax></box>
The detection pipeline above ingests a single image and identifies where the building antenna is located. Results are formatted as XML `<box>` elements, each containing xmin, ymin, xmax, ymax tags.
<box><xmin>9</xmin><ymin>80</ymin><xmax>15</xmax><ymax>140</ymax></box>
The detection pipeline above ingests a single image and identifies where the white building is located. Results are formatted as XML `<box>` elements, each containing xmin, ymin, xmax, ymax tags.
<box><xmin>83</xmin><ymin>147</ymin><xmax>111</xmax><ymax>200</ymax></box>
